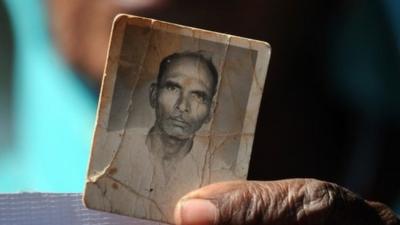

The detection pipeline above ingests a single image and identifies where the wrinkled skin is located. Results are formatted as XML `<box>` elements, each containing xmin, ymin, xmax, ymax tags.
<box><xmin>175</xmin><ymin>179</ymin><xmax>400</xmax><ymax>225</ymax></box>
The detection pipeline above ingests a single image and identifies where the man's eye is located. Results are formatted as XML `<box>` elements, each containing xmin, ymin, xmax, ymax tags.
<box><xmin>166</xmin><ymin>85</ymin><xmax>178</xmax><ymax>92</ymax></box>
<box><xmin>192</xmin><ymin>92</ymin><xmax>209</xmax><ymax>104</ymax></box>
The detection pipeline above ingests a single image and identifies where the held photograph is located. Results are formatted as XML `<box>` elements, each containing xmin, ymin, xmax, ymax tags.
<box><xmin>84</xmin><ymin>14</ymin><xmax>270</xmax><ymax>223</ymax></box>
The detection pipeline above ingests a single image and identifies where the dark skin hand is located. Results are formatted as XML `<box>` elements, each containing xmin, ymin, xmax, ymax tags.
<box><xmin>174</xmin><ymin>179</ymin><xmax>400</xmax><ymax>225</ymax></box>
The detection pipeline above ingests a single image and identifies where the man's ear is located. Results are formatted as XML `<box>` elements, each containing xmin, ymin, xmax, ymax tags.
<box><xmin>149</xmin><ymin>83</ymin><xmax>157</xmax><ymax>108</ymax></box>
<box><xmin>204</xmin><ymin>100</ymin><xmax>215</xmax><ymax>124</ymax></box>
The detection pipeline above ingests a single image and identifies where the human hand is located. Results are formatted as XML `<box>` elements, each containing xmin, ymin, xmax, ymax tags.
<box><xmin>174</xmin><ymin>179</ymin><xmax>399</xmax><ymax>225</ymax></box>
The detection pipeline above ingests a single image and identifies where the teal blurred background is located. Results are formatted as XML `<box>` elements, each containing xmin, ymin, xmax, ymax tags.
<box><xmin>0</xmin><ymin>0</ymin><xmax>96</xmax><ymax>192</ymax></box>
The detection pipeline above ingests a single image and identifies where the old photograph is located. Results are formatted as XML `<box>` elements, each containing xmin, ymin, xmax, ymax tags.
<box><xmin>84</xmin><ymin>14</ymin><xmax>270</xmax><ymax>223</ymax></box>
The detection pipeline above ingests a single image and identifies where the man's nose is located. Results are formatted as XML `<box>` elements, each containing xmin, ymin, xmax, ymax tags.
<box><xmin>175</xmin><ymin>94</ymin><xmax>190</xmax><ymax>113</ymax></box>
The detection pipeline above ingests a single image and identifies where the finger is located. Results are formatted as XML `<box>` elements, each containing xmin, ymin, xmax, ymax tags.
<box><xmin>174</xmin><ymin>179</ymin><xmax>398</xmax><ymax>225</ymax></box>
<box><xmin>367</xmin><ymin>201</ymin><xmax>400</xmax><ymax>225</ymax></box>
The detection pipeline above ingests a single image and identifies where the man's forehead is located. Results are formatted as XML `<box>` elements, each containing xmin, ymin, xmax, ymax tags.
<box><xmin>161</xmin><ymin>57</ymin><xmax>214</xmax><ymax>85</ymax></box>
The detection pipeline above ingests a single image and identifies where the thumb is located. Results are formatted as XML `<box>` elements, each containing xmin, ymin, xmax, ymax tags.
<box><xmin>174</xmin><ymin>179</ymin><xmax>399</xmax><ymax>225</ymax></box>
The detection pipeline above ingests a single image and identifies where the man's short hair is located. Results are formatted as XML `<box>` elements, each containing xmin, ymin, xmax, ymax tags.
<box><xmin>156</xmin><ymin>51</ymin><xmax>219</xmax><ymax>97</ymax></box>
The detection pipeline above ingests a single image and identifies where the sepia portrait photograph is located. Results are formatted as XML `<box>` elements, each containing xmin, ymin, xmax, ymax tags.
<box><xmin>84</xmin><ymin>14</ymin><xmax>270</xmax><ymax>223</ymax></box>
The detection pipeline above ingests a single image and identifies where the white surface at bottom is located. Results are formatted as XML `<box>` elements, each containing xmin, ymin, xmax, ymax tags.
<box><xmin>0</xmin><ymin>193</ymin><xmax>164</xmax><ymax>225</ymax></box>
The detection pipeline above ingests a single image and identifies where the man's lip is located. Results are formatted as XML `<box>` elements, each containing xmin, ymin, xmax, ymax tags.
<box><xmin>170</xmin><ymin>117</ymin><xmax>189</xmax><ymax>126</ymax></box>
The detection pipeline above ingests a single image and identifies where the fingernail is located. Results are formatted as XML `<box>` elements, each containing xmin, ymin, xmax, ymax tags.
<box><xmin>175</xmin><ymin>199</ymin><xmax>217</xmax><ymax>225</ymax></box>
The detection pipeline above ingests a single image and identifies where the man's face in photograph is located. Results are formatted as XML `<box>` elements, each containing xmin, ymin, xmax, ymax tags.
<box><xmin>151</xmin><ymin>56</ymin><xmax>216</xmax><ymax>140</ymax></box>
